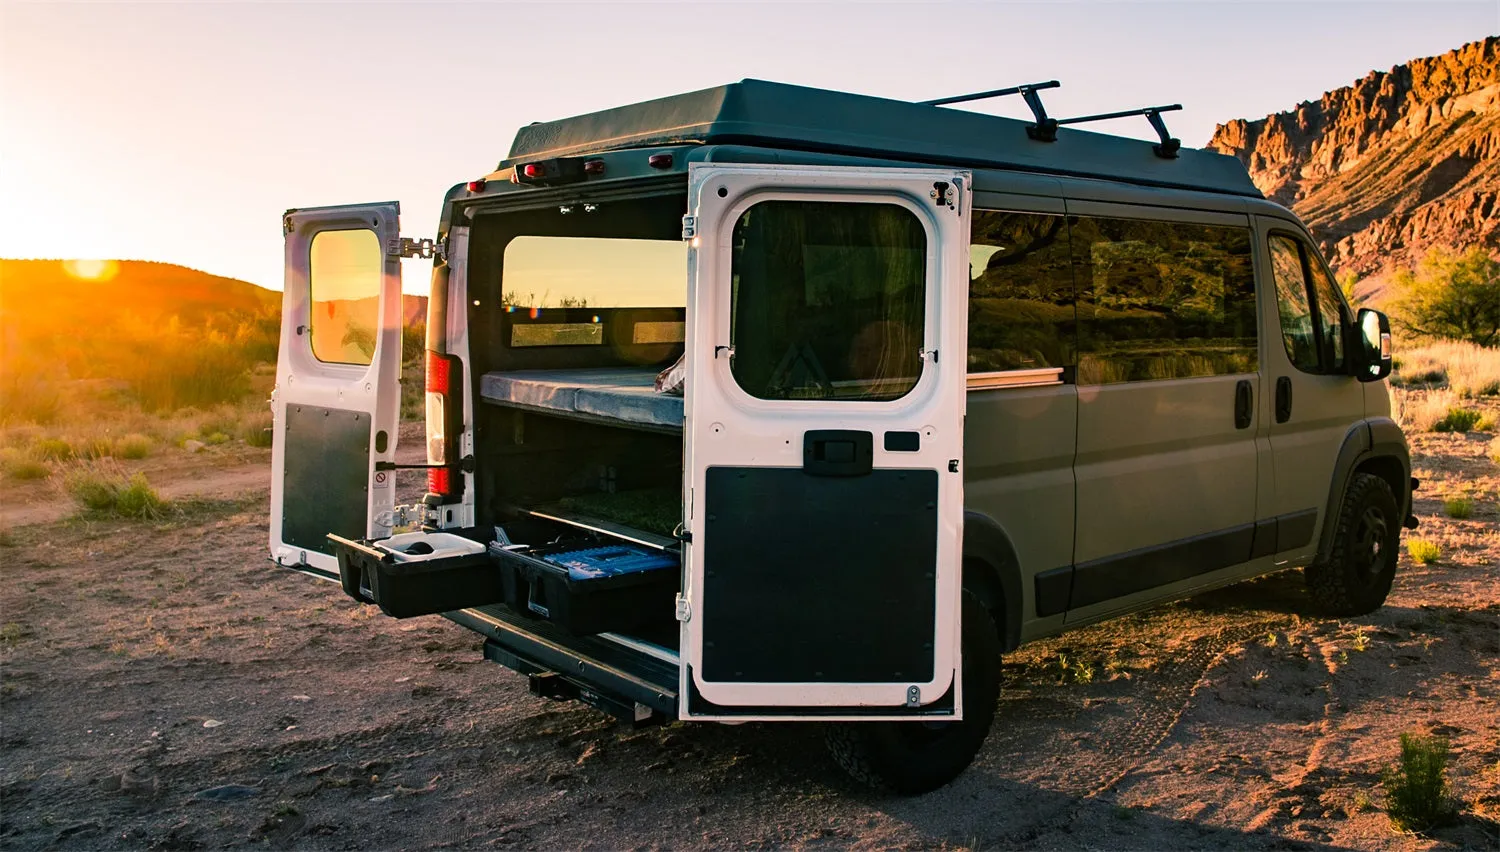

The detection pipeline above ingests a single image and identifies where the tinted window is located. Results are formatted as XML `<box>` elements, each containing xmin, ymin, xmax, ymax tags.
<box><xmin>968</xmin><ymin>211</ymin><xmax>1075</xmax><ymax>371</ymax></box>
<box><xmin>502</xmin><ymin>236</ymin><xmax>687</xmax><ymax>309</ymax></box>
<box><xmin>730</xmin><ymin>200</ymin><xmax>926</xmax><ymax>401</ymax></box>
<box><xmin>309</xmin><ymin>229</ymin><xmax>382</xmax><ymax>366</ymax></box>
<box><xmin>1071</xmin><ymin>217</ymin><xmax>1258</xmax><ymax>384</ymax></box>
<box><xmin>1269</xmin><ymin>234</ymin><xmax>1319</xmax><ymax>371</ymax></box>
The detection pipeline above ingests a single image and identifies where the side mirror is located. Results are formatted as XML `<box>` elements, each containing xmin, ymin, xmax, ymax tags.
<box><xmin>1355</xmin><ymin>308</ymin><xmax>1393</xmax><ymax>382</ymax></box>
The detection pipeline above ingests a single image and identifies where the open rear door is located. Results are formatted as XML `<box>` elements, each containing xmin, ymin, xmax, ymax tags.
<box><xmin>270</xmin><ymin>202</ymin><xmax>404</xmax><ymax>576</ymax></box>
<box><xmin>680</xmin><ymin>164</ymin><xmax>971</xmax><ymax>721</ymax></box>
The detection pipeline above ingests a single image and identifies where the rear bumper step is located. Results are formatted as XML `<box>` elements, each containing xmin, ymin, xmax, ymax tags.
<box><xmin>449</xmin><ymin>605</ymin><xmax>679</xmax><ymax>722</ymax></box>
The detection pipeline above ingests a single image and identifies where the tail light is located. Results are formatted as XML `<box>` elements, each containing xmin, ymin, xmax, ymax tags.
<box><xmin>425</xmin><ymin>350</ymin><xmax>463</xmax><ymax>499</ymax></box>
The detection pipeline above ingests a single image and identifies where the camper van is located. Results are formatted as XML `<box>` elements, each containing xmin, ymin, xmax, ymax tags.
<box><xmin>268</xmin><ymin>80</ymin><xmax>1414</xmax><ymax>793</ymax></box>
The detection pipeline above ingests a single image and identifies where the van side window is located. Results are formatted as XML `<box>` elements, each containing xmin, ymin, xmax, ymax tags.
<box><xmin>309</xmin><ymin>228</ymin><xmax>383</xmax><ymax>366</ymax></box>
<box><xmin>1269</xmin><ymin>233</ymin><xmax>1347</xmax><ymax>374</ymax></box>
<box><xmin>968</xmin><ymin>211</ymin><xmax>1075</xmax><ymax>372</ymax></box>
<box><xmin>1268</xmin><ymin>235</ymin><xmax>1320</xmax><ymax>371</ymax></box>
<box><xmin>1070</xmin><ymin>217</ymin><xmax>1258</xmax><ymax>384</ymax></box>
<box><xmin>729</xmin><ymin>200</ymin><xmax>926</xmax><ymax>402</ymax></box>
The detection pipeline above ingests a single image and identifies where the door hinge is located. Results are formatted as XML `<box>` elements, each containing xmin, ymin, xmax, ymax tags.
<box><xmin>674</xmin><ymin>594</ymin><xmax>692</xmax><ymax>623</ymax></box>
<box><xmin>389</xmin><ymin>237</ymin><xmax>445</xmax><ymax>262</ymax></box>
<box><xmin>681</xmin><ymin>215</ymin><xmax>697</xmax><ymax>240</ymax></box>
<box><xmin>906</xmin><ymin>685</ymin><xmax>921</xmax><ymax>707</ymax></box>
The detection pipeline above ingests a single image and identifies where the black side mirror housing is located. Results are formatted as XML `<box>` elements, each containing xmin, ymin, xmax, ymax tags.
<box><xmin>1355</xmin><ymin>308</ymin><xmax>1393</xmax><ymax>382</ymax></box>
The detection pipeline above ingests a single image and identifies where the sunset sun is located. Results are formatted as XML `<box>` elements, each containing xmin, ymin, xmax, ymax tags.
<box><xmin>61</xmin><ymin>258</ymin><xmax>120</xmax><ymax>281</ymax></box>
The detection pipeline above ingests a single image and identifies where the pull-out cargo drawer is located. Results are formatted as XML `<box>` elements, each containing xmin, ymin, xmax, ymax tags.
<box><xmin>330</xmin><ymin>532</ymin><xmax>505</xmax><ymax>618</ymax></box>
<box><xmin>489</xmin><ymin>538</ymin><xmax>679</xmax><ymax>636</ymax></box>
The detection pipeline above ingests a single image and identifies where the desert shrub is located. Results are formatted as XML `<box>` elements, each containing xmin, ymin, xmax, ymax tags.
<box><xmin>0</xmin><ymin>375</ymin><xmax>61</xmax><ymax>425</ymax></box>
<box><xmin>1432</xmin><ymin>407</ymin><xmax>1483</xmax><ymax>433</ymax></box>
<box><xmin>1392</xmin><ymin>247</ymin><xmax>1500</xmax><ymax>347</ymax></box>
<box><xmin>64</xmin><ymin>463</ymin><xmax>164</xmax><ymax>519</ymax></box>
<box><xmin>1392</xmin><ymin>390</ymin><xmax>1459</xmax><ymax>432</ymax></box>
<box><xmin>76</xmin><ymin>435</ymin><xmax>115</xmax><ymax>459</ymax></box>
<box><xmin>1407</xmin><ymin>539</ymin><xmax>1440</xmax><ymax>564</ymax></box>
<box><xmin>114</xmin><ymin>433</ymin><xmax>153</xmax><ymax>459</ymax></box>
<box><xmin>239</xmin><ymin>411</ymin><xmax>274</xmax><ymax>448</ymax></box>
<box><xmin>31</xmin><ymin>437</ymin><xmax>73</xmax><ymax>461</ymax></box>
<box><xmin>1442</xmin><ymin>498</ymin><xmax>1473</xmax><ymax>519</ymax></box>
<box><xmin>404</xmin><ymin>319</ymin><xmax>427</xmax><ymax>363</ymax></box>
<box><xmin>1394</xmin><ymin>340</ymin><xmax>1500</xmax><ymax>396</ymax></box>
<box><xmin>0</xmin><ymin>451</ymin><xmax>50</xmax><ymax>480</ymax></box>
<box><xmin>1382</xmin><ymin>732</ymin><xmax>1459</xmax><ymax>832</ymax></box>
<box><xmin>1491</xmin><ymin>437</ymin><xmax>1500</xmax><ymax>464</ymax></box>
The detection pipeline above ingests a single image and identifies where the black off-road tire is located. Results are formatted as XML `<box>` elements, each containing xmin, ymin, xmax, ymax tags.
<box><xmin>1304</xmin><ymin>472</ymin><xmax>1401</xmax><ymax>616</ymax></box>
<box><xmin>825</xmin><ymin>590</ymin><xmax>1002</xmax><ymax>795</ymax></box>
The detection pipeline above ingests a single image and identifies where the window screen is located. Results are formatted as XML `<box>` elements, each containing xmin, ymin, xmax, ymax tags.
<box><xmin>1071</xmin><ymin>217</ymin><xmax>1258</xmax><ymax>384</ymax></box>
<box><xmin>729</xmin><ymin>200</ymin><xmax>926</xmax><ymax>401</ymax></box>
<box><xmin>968</xmin><ymin>211</ymin><xmax>1075</xmax><ymax>372</ymax></box>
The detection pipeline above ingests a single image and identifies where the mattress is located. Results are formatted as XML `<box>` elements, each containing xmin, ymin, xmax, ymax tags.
<box><xmin>479</xmin><ymin>368</ymin><xmax>684</xmax><ymax>431</ymax></box>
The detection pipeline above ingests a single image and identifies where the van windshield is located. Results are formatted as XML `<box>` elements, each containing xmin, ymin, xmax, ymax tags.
<box><xmin>501</xmin><ymin>236</ymin><xmax>687</xmax><ymax>309</ymax></box>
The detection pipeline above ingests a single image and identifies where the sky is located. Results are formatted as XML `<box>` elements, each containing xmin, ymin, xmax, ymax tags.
<box><xmin>1</xmin><ymin>0</ymin><xmax>1495</xmax><ymax>295</ymax></box>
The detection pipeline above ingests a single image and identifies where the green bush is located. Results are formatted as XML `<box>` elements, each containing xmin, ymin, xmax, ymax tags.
<box><xmin>65</xmin><ymin>465</ymin><xmax>164</xmax><ymax>520</ymax></box>
<box><xmin>1393</xmin><ymin>247</ymin><xmax>1500</xmax><ymax>347</ymax></box>
<box><xmin>1407</xmin><ymin>539</ymin><xmax>1440</xmax><ymax>564</ymax></box>
<box><xmin>1</xmin><ymin>455</ymin><xmax>50</xmax><ymax>480</ymax></box>
<box><xmin>1432</xmin><ymin>408</ymin><xmax>1483</xmax><ymax>433</ymax></box>
<box><xmin>32</xmin><ymin>438</ymin><xmax>73</xmax><ymax>461</ymax></box>
<box><xmin>114</xmin><ymin>434</ymin><xmax>153</xmax><ymax>459</ymax></box>
<box><xmin>1442</xmin><ymin>498</ymin><xmax>1473</xmax><ymax>519</ymax></box>
<box><xmin>1383</xmin><ymin>732</ymin><xmax>1459</xmax><ymax>832</ymax></box>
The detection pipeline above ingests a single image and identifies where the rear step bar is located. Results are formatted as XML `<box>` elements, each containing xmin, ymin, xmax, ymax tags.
<box><xmin>448</xmin><ymin>604</ymin><xmax>679</xmax><ymax>724</ymax></box>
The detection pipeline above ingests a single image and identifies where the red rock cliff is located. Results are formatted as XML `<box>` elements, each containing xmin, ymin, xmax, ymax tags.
<box><xmin>1208</xmin><ymin>37</ymin><xmax>1500</xmax><ymax>295</ymax></box>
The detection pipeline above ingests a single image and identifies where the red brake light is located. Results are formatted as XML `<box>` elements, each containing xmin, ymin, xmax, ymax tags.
<box><xmin>427</xmin><ymin>467</ymin><xmax>453</xmax><ymax>496</ymax></box>
<box><xmin>522</xmin><ymin>163</ymin><xmax>546</xmax><ymax>179</ymax></box>
<box><xmin>648</xmin><ymin>153</ymin><xmax>674</xmax><ymax>169</ymax></box>
<box><xmin>583</xmin><ymin>159</ymin><xmax>606</xmax><ymax>176</ymax></box>
<box><xmin>466</xmin><ymin>178</ymin><xmax>487</xmax><ymax>192</ymax></box>
<box><xmin>425</xmin><ymin>350</ymin><xmax>451</xmax><ymax>395</ymax></box>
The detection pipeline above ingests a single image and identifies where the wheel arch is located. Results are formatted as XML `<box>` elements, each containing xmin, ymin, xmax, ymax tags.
<box><xmin>962</xmin><ymin>510</ymin><xmax>1023</xmax><ymax>652</ymax></box>
<box><xmin>1316</xmin><ymin>417</ymin><xmax>1411</xmax><ymax>563</ymax></box>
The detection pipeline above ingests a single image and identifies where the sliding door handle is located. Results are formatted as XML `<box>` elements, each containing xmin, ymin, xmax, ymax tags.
<box><xmin>1275</xmin><ymin>376</ymin><xmax>1293</xmax><ymax>423</ymax></box>
<box><xmin>1234</xmin><ymin>380</ymin><xmax>1253</xmax><ymax>430</ymax></box>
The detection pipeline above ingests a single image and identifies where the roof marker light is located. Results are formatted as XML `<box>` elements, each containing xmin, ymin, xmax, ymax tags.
<box><xmin>648</xmin><ymin>153</ymin><xmax>674</xmax><ymax>169</ymax></box>
<box><xmin>522</xmin><ymin>163</ymin><xmax>546</xmax><ymax>179</ymax></box>
<box><xmin>466</xmin><ymin>178</ymin><xmax>487</xmax><ymax>192</ymax></box>
<box><xmin>583</xmin><ymin>159</ymin><xmax>606</xmax><ymax>176</ymax></box>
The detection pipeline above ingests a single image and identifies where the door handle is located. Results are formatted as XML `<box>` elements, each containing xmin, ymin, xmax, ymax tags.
<box><xmin>1275</xmin><ymin>376</ymin><xmax>1293</xmax><ymax>423</ymax></box>
<box><xmin>803</xmin><ymin>430</ymin><xmax>873</xmax><ymax>477</ymax></box>
<box><xmin>1234</xmin><ymin>380</ymin><xmax>1253</xmax><ymax>430</ymax></box>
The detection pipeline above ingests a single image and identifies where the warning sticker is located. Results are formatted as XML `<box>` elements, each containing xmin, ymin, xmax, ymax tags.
<box><xmin>373</xmin><ymin>470</ymin><xmax>390</xmax><ymax>489</ymax></box>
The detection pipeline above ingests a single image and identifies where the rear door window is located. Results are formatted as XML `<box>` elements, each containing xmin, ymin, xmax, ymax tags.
<box><xmin>729</xmin><ymin>200</ymin><xmax>927</xmax><ymax>402</ymax></box>
<box><xmin>309</xmin><ymin>229</ymin><xmax>382</xmax><ymax>366</ymax></box>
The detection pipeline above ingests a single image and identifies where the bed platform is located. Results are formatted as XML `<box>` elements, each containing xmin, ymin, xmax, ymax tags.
<box><xmin>480</xmin><ymin>368</ymin><xmax>684</xmax><ymax>432</ymax></box>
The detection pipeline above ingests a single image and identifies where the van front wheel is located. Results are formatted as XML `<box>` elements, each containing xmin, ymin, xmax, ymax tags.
<box><xmin>1304</xmin><ymin>472</ymin><xmax>1401</xmax><ymax>616</ymax></box>
<box><xmin>824</xmin><ymin>591</ymin><xmax>1001</xmax><ymax>795</ymax></box>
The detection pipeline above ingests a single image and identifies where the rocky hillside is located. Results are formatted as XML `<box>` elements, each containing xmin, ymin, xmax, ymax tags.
<box><xmin>1208</xmin><ymin>37</ymin><xmax>1499</xmax><ymax>298</ymax></box>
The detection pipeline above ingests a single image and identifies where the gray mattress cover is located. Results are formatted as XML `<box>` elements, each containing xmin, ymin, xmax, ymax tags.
<box><xmin>480</xmin><ymin>368</ymin><xmax>684</xmax><ymax>430</ymax></box>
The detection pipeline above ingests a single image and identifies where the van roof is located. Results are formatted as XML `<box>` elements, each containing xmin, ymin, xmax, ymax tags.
<box><xmin>503</xmin><ymin>79</ymin><xmax>1262</xmax><ymax>198</ymax></box>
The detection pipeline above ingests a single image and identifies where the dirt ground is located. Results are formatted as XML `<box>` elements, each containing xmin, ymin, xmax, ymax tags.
<box><xmin>2</xmin><ymin>422</ymin><xmax>1498</xmax><ymax>850</ymax></box>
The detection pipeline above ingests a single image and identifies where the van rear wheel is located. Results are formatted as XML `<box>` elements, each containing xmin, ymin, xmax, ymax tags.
<box><xmin>824</xmin><ymin>590</ymin><xmax>1001</xmax><ymax>795</ymax></box>
<box><xmin>1304</xmin><ymin>472</ymin><xmax>1401</xmax><ymax>616</ymax></box>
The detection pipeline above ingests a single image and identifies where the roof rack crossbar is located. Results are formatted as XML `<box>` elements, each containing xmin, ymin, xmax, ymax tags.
<box><xmin>919</xmin><ymin>80</ymin><xmax>1061</xmax><ymax>143</ymax></box>
<box><xmin>1056</xmin><ymin>104</ymin><xmax>1184</xmax><ymax>159</ymax></box>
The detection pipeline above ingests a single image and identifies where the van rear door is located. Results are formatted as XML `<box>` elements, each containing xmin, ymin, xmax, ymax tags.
<box><xmin>270</xmin><ymin>202</ymin><xmax>404</xmax><ymax>577</ymax></box>
<box><xmin>680</xmin><ymin>164</ymin><xmax>971</xmax><ymax>721</ymax></box>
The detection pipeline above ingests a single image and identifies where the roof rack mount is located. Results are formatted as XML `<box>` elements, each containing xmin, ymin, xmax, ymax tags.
<box><xmin>1056</xmin><ymin>104</ymin><xmax>1183</xmax><ymax>159</ymax></box>
<box><xmin>919</xmin><ymin>80</ymin><xmax>1061</xmax><ymax>143</ymax></box>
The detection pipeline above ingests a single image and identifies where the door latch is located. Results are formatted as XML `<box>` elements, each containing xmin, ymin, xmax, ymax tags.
<box><xmin>674</xmin><ymin>594</ymin><xmax>692</xmax><ymax>623</ymax></box>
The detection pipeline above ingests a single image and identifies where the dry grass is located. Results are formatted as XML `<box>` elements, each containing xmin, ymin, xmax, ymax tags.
<box><xmin>1392</xmin><ymin>389</ymin><xmax>1495</xmax><ymax>433</ymax></box>
<box><xmin>0</xmin><ymin>449</ymin><xmax>51</xmax><ymax>481</ymax></box>
<box><xmin>62</xmin><ymin>460</ymin><xmax>164</xmax><ymax>520</ymax></box>
<box><xmin>1393</xmin><ymin>341</ymin><xmax>1500</xmax><ymax>398</ymax></box>
<box><xmin>1442</xmin><ymin>497</ymin><xmax>1474</xmax><ymax>519</ymax></box>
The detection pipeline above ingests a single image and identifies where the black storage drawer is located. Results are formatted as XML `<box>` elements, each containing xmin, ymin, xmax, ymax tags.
<box><xmin>489</xmin><ymin>541</ymin><xmax>678</xmax><ymax>635</ymax></box>
<box><xmin>330</xmin><ymin>533</ymin><xmax>505</xmax><ymax>618</ymax></box>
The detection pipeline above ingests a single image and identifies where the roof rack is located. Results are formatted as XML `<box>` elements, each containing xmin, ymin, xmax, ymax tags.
<box><xmin>1056</xmin><ymin>104</ymin><xmax>1183</xmax><ymax>159</ymax></box>
<box><xmin>919</xmin><ymin>80</ymin><xmax>1061</xmax><ymax>143</ymax></box>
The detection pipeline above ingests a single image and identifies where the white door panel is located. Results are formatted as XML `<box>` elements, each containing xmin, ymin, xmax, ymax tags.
<box><xmin>270</xmin><ymin>202</ymin><xmax>404</xmax><ymax>575</ymax></box>
<box><xmin>680</xmin><ymin>164</ymin><xmax>971</xmax><ymax>720</ymax></box>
